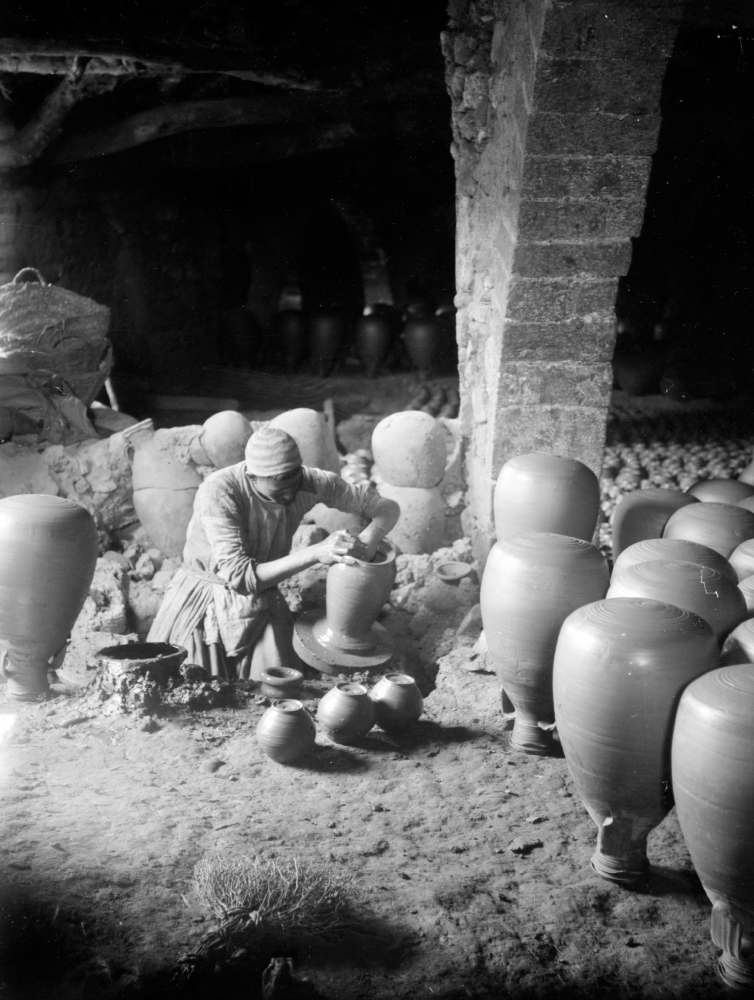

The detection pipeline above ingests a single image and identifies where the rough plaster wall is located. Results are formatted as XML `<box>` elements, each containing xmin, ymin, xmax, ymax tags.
<box><xmin>444</xmin><ymin>0</ymin><xmax>681</xmax><ymax>558</ymax></box>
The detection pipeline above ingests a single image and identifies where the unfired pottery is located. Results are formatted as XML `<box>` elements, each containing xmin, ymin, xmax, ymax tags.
<box><xmin>479</xmin><ymin>532</ymin><xmax>609</xmax><ymax>754</ymax></box>
<box><xmin>739</xmin><ymin>575</ymin><xmax>754</xmax><ymax>615</ymax></box>
<box><xmin>611</xmin><ymin>487</ymin><xmax>698</xmax><ymax>561</ymax></box>
<box><xmin>259</xmin><ymin>665</ymin><xmax>304</xmax><ymax>700</ymax></box>
<box><xmin>317</xmin><ymin>682</ymin><xmax>375</xmax><ymax>744</ymax></box>
<box><xmin>0</xmin><ymin>494</ymin><xmax>98</xmax><ymax>700</ymax></box>
<box><xmin>270</xmin><ymin>408</ymin><xmax>340</xmax><ymax>474</ymax></box>
<box><xmin>554</xmin><ymin>597</ymin><xmax>719</xmax><ymax>883</ymax></box>
<box><xmin>687</xmin><ymin>479</ymin><xmax>754</xmax><ymax>504</ymax></box>
<box><xmin>493</xmin><ymin>453</ymin><xmax>600</xmax><ymax>544</ymax></box>
<box><xmin>402</xmin><ymin>317</ymin><xmax>441</xmax><ymax>376</ymax></box>
<box><xmin>189</xmin><ymin>410</ymin><xmax>252</xmax><ymax>469</ymax></box>
<box><xmin>355</xmin><ymin>314</ymin><xmax>394</xmax><ymax>377</ymax></box>
<box><xmin>662</xmin><ymin>502</ymin><xmax>754</xmax><ymax>559</ymax></box>
<box><xmin>611</xmin><ymin>537</ymin><xmax>737</xmax><ymax>585</ymax></box>
<box><xmin>378</xmin><ymin>482</ymin><xmax>444</xmax><ymax>555</ymax></box>
<box><xmin>371</xmin><ymin>411</ymin><xmax>446</xmax><ymax>488</ymax></box>
<box><xmin>607</xmin><ymin>559</ymin><xmax>747</xmax><ymax>644</ymax></box>
<box><xmin>720</xmin><ymin>619</ymin><xmax>754</xmax><ymax>666</ymax></box>
<box><xmin>125</xmin><ymin>418</ymin><xmax>202</xmax><ymax>558</ymax></box>
<box><xmin>309</xmin><ymin>314</ymin><xmax>344</xmax><ymax>376</ymax></box>
<box><xmin>256</xmin><ymin>699</ymin><xmax>316</xmax><ymax>764</ymax></box>
<box><xmin>369</xmin><ymin>673</ymin><xmax>424</xmax><ymax>731</ymax></box>
<box><xmin>672</xmin><ymin>664</ymin><xmax>754</xmax><ymax>988</ymax></box>
<box><xmin>729</xmin><ymin>539</ymin><xmax>754</xmax><ymax>582</ymax></box>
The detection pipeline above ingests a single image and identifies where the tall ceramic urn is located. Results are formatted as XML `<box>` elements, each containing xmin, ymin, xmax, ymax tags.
<box><xmin>479</xmin><ymin>532</ymin><xmax>609</xmax><ymax>754</ymax></box>
<box><xmin>554</xmin><ymin>598</ymin><xmax>719</xmax><ymax>883</ymax></box>
<box><xmin>672</xmin><ymin>665</ymin><xmax>754</xmax><ymax>989</ymax></box>
<box><xmin>293</xmin><ymin>541</ymin><xmax>397</xmax><ymax>674</ymax></box>
<box><xmin>0</xmin><ymin>495</ymin><xmax>98</xmax><ymax>700</ymax></box>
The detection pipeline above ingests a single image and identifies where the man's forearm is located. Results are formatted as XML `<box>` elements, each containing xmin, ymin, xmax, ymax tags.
<box><xmin>254</xmin><ymin>545</ymin><xmax>321</xmax><ymax>590</ymax></box>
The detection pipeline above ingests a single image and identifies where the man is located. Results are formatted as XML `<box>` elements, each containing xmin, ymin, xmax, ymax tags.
<box><xmin>148</xmin><ymin>425</ymin><xmax>400</xmax><ymax>680</ymax></box>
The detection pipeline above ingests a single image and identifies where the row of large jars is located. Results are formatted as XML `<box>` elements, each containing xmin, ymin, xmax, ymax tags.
<box><xmin>480</xmin><ymin>452</ymin><xmax>754</xmax><ymax>990</ymax></box>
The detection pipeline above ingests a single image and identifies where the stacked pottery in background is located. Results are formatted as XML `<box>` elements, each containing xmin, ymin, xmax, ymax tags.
<box><xmin>189</xmin><ymin>410</ymin><xmax>252</xmax><ymax>469</ymax></box>
<box><xmin>373</xmin><ymin>411</ymin><xmax>446</xmax><ymax>554</ymax></box>
<box><xmin>269</xmin><ymin>407</ymin><xmax>341</xmax><ymax>474</ymax></box>
<box><xmin>611</xmin><ymin>487</ymin><xmax>699</xmax><ymax>561</ymax></box>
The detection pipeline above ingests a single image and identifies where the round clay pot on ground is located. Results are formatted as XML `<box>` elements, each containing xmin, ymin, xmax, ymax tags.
<box><xmin>259</xmin><ymin>666</ymin><xmax>304</xmax><ymax>700</ymax></box>
<box><xmin>729</xmin><ymin>539</ymin><xmax>754</xmax><ymax>582</ymax></box>
<box><xmin>355</xmin><ymin>313</ymin><xmax>394</xmax><ymax>377</ymax></box>
<box><xmin>256</xmin><ymin>699</ymin><xmax>316</xmax><ymax>764</ymax></box>
<box><xmin>672</xmin><ymin>665</ymin><xmax>754</xmax><ymax>988</ymax></box>
<box><xmin>663</xmin><ymin>502</ymin><xmax>754</xmax><ymax>559</ymax></box>
<box><xmin>317</xmin><ymin>682</ymin><xmax>375</xmax><ymax>744</ymax></box>
<box><xmin>402</xmin><ymin>317</ymin><xmax>441</xmax><ymax>377</ymax></box>
<box><xmin>687</xmin><ymin>479</ymin><xmax>754</xmax><ymax>504</ymax></box>
<box><xmin>607</xmin><ymin>559</ymin><xmax>747</xmax><ymax>644</ymax></box>
<box><xmin>480</xmin><ymin>532</ymin><xmax>609</xmax><ymax>754</ymax></box>
<box><xmin>493</xmin><ymin>453</ymin><xmax>600</xmax><ymax>544</ymax></box>
<box><xmin>273</xmin><ymin>310</ymin><xmax>308</xmax><ymax>372</ymax></box>
<box><xmin>612</xmin><ymin>537</ymin><xmax>737</xmax><ymax>585</ymax></box>
<box><xmin>555</xmin><ymin>598</ymin><xmax>719</xmax><ymax>884</ymax></box>
<box><xmin>125</xmin><ymin>418</ymin><xmax>202</xmax><ymax>558</ymax></box>
<box><xmin>0</xmin><ymin>494</ymin><xmax>99</xmax><ymax>700</ymax></box>
<box><xmin>378</xmin><ymin>482</ymin><xmax>445</xmax><ymax>555</ymax></box>
<box><xmin>309</xmin><ymin>314</ymin><xmax>344</xmax><ymax>377</ymax></box>
<box><xmin>269</xmin><ymin>408</ymin><xmax>340</xmax><ymax>474</ymax></box>
<box><xmin>189</xmin><ymin>410</ymin><xmax>252</xmax><ymax>469</ymax></box>
<box><xmin>371</xmin><ymin>411</ymin><xmax>446</xmax><ymax>488</ymax></box>
<box><xmin>611</xmin><ymin>487</ymin><xmax>699</xmax><ymax>561</ymax></box>
<box><xmin>369</xmin><ymin>673</ymin><xmax>424</xmax><ymax>731</ymax></box>
<box><xmin>739</xmin><ymin>575</ymin><xmax>754</xmax><ymax>615</ymax></box>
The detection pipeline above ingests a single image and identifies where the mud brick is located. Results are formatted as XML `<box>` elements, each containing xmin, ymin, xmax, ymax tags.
<box><xmin>518</xmin><ymin>199</ymin><xmax>646</xmax><ymax>241</ymax></box>
<box><xmin>497</xmin><ymin>360</ymin><xmax>613</xmax><ymax>407</ymax></box>
<box><xmin>512</xmin><ymin>241</ymin><xmax>632</xmax><ymax>278</ymax></box>
<box><xmin>503</xmin><ymin>316</ymin><xmax>617</xmax><ymax>362</ymax></box>
<box><xmin>507</xmin><ymin>277</ymin><xmax>617</xmax><ymax>323</ymax></box>
<box><xmin>534</xmin><ymin>58</ymin><xmax>665</xmax><ymax>115</ymax></box>
<box><xmin>526</xmin><ymin>111</ymin><xmax>663</xmax><ymax>156</ymax></box>
<box><xmin>521</xmin><ymin>155</ymin><xmax>651</xmax><ymax>200</ymax></box>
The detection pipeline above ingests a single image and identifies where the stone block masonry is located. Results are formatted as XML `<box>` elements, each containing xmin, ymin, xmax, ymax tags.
<box><xmin>444</xmin><ymin>0</ymin><xmax>682</xmax><ymax>562</ymax></box>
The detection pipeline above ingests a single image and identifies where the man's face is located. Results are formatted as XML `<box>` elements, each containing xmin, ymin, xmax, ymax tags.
<box><xmin>249</xmin><ymin>467</ymin><xmax>303</xmax><ymax>505</ymax></box>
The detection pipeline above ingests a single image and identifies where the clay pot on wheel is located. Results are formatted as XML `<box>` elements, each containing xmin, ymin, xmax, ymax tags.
<box><xmin>256</xmin><ymin>699</ymin><xmax>316</xmax><ymax>764</ymax></box>
<box><xmin>274</xmin><ymin>310</ymin><xmax>308</xmax><ymax>372</ymax></box>
<box><xmin>607</xmin><ymin>559</ymin><xmax>747</xmax><ymax>644</ymax></box>
<box><xmin>555</xmin><ymin>598</ymin><xmax>719</xmax><ymax>883</ymax></box>
<box><xmin>672</xmin><ymin>665</ymin><xmax>754</xmax><ymax>988</ymax></box>
<box><xmin>612</xmin><ymin>537</ymin><xmax>737</xmax><ymax>585</ymax></box>
<box><xmin>611</xmin><ymin>487</ymin><xmax>698</xmax><ymax>561</ymax></box>
<box><xmin>355</xmin><ymin>313</ymin><xmax>394</xmax><ymax>377</ymax></box>
<box><xmin>369</xmin><ymin>673</ymin><xmax>424</xmax><ymax>731</ymax></box>
<box><xmin>493</xmin><ymin>453</ymin><xmax>600</xmax><ymax>544</ymax></box>
<box><xmin>663</xmin><ymin>502</ymin><xmax>754</xmax><ymax>560</ymax></box>
<box><xmin>402</xmin><ymin>317</ymin><xmax>441</xmax><ymax>378</ymax></box>
<box><xmin>309</xmin><ymin>314</ymin><xmax>344</xmax><ymax>376</ymax></box>
<box><xmin>479</xmin><ymin>532</ymin><xmax>609</xmax><ymax>754</ymax></box>
<box><xmin>0</xmin><ymin>495</ymin><xmax>98</xmax><ymax>700</ymax></box>
<box><xmin>317</xmin><ymin>682</ymin><xmax>375</xmax><ymax>744</ymax></box>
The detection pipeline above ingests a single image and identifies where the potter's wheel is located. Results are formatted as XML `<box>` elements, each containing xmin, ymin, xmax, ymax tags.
<box><xmin>293</xmin><ymin>609</ymin><xmax>394</xmax><ymax>675</ymax></box>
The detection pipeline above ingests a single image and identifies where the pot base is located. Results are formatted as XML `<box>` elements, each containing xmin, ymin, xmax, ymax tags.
<box><xmin>293</xmin><ymin>609</ymin><xmax>394</xmax><ymax>675</ymax></box>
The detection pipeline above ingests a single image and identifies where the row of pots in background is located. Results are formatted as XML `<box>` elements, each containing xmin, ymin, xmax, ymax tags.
<box><xmin>254</xmin><ymin>673</ymin><xmax>424</xmax><ymax>764</ymax></box>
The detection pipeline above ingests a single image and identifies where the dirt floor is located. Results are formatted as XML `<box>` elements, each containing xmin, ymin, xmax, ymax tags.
<box><xmin>2</xmin><ymin>393</ymin><xmax>754</xmax><ymax>1000</ymax></box>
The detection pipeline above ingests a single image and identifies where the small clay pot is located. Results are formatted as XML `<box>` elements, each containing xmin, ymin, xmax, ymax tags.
<box><xmin>434</xmin><ymin>561</ymin><xmax>472</xmax><ymax>585</ymax></box>
<box><xmin>612</xmin><ymin>487</ymin><xmax>698</xmax><ymax>561</ymax></box>
<box><xmin>372</xmin><ymin>411</ymin><xmax>446</xmax><ymax>488</ymax></box>
<box><xmin>96</xmin><ymin>641</ymin><xmax>187</xmax><ymax>685</ymax></box>
<box><xmin>663</xmin><ymin>502</ymin><xmax>754</xmax><ymax>559</ymax></box>
<box><xmin>256</xmin><ymin>699</ymin><xmax>316</xmax><ymax>764</ymax></box>
<box><xmin>370</xmin><ymin>673</ymin><xmax>424</xmax><ymax>731</ymax></box>
<box><xmin>607</xmin><ymin>559</ymin><xmax>747</xmax><ymax>644</ymax></box>
<box><xmin>317</xmin><ymin>682</ymin><xmax>375</xmax><ymax>744</ymax></box>
<box><xmin>612</xmin><ymin>537</ymin><xmax>738</xmax><ymax>585</ymax></box>
<box><xmin>493</xmin><ymin>453</ymin><xmax>600</xmax><ymax>545</ymax></box>
<box><xmin>729</xmin><ymin>539</ymin><xmax>754</xmax><ymax>582</ymax></box>
<box><xmin>687</xmin><ymin>479</ymin><xmax>754</xmax><ymax>504</ymax></box>
<box><xmin>259</xmin><ymin>665</ymin><xmax>304</xmax><ymax>700</ymax></box>
<box><xmin>739</xmin><ymin>575</ymin><xmax>754</xmax><ymax>615</ymax></box>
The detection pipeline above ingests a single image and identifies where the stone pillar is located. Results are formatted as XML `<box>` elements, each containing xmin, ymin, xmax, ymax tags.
<box><xmin>444</xmin><ymin>0</ymin><xmax>682</xmax><ymax>559</ymax></box>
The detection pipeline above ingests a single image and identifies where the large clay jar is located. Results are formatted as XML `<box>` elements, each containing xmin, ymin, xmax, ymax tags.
<box><xmin>125</xmin><ymin>418</ymin><xmax>202</xmax><ymax>558</ymax></box>
<box><xmin>720</xmin><ymin>619</ymin><xmax>754</xmax><ymax>666</ymax></box>
<box><xmin>273</xmin><ymin>309</ymin><xmax>308</xmax><ymax>372</ymax></box>
<box><xmin>372</xmin><ymin>411</ymin><xmax>446</xmax><ymax>488</ymax></box>
<box><xmin>256</xmin><ymin>699</ymin><xmax>316</xmax><ymax>764</ymax></box>
<box><xmin>378</xmin><ymin>482</ymin><xmax>444</xmax><ymax>554</ymax></box>
<box><xmin>270</xmin><ymin>407</ymin><xmax>340</xmax><ymax>473</ymax></box>
<box><xmin>189</xmin><ymin>410</ymin><xmax>252</xmax><ymax>469</ymax></box>
<box><xmin>317</xmin><ymin>682</ymin><xmax>375</xmax><ymax>744</ymax></box>
<box><xmin>355</xmin><ymin>313</ymin><xmax>394</xmax><ymax>378</ymax></box>
<box><xmin>729</xmin><ymin>539</ymin><xmax>754</xmax><ymax>582</ymax></box>
<box><xmin>612</xmin><ymin>537</ymin><xmax>737</xmax><ymax>585</ymax></box>
<box><xmin>402</xmin><ymin>317</ymin><xmax>440</xmax><ymax>377</ymax></box>
<box><xmin>293</xmin><ymin>541</ymin><xmax>396</xmax><ymax>674</ymax></box>
<box><xmin>555</xmin><ymin>598</ymin><xmax>719</xmax><ymax>883</ymax></box>
<box><xmin>663</xmin><ymin>502</ymin><xmax>754</xmax><ymax>559</ymax></box>
<box><xmin>607</xmin><ymin>559</ymin><xmax>747</xmax><ymax>644</ymax></box>
<box><xmin>739</xmin><ymin>576</ymin><xmax>754</xmax><ymax>615</ymax></box>
<box><xmin>309</xmin><ymin>314</ymin><xmax>344</xmax><ymax>376</ymax></box>
<box><xmin>687</xmin><ymin>479</ymin><xmax>754</xmax><ymax>504</ymax></box>
<box><xmin>672</xmin><ymin>665</ymin><xmax>754</xmax><ymax>988</ymax></box>
<box><xmin>611</xmin><ymin>487</ymin><xmax>698</xmax><ymax>561</ymax></box>
<box><xmin>0</xmin><ymin>495</ymin><xmax>98</xmax><ymax>700</ymax></box>
<box><xmin>493</xmin><ymin>453</ymin><xmax>600</xmax><ymax>544</ymax></box>
<box><xmin>480</xmin><ymin>532</ymin><xmax>609</xmax><ymax>754</ymax></box>
<box><xmin>369</xmin><ymin>672</ymin><xmax>424</xmax><ymax>731</ymax></box>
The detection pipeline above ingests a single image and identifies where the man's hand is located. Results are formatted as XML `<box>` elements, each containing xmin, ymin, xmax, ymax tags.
<box><xmin>315</xmin><ymin>530</ymin><xmax>370</xmax><ymax>566</ymax></box>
